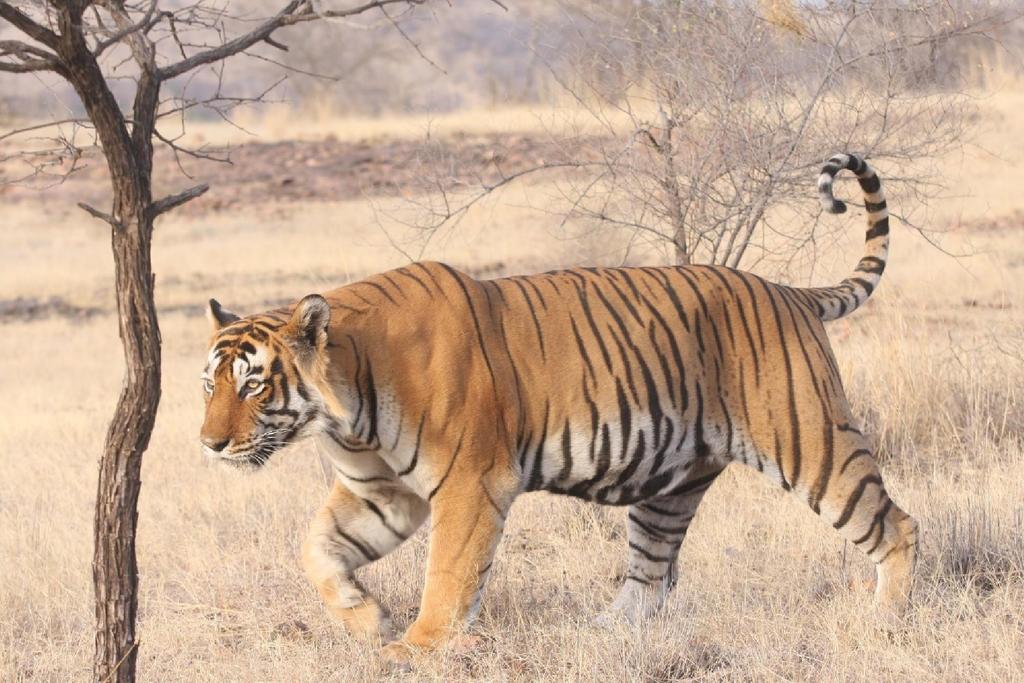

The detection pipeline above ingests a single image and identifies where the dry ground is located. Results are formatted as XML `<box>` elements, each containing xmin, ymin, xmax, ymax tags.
<box><xmin>1</xmin><ymin>95</ymin><xmax>1023</xmax><ymax>681</ymax></box>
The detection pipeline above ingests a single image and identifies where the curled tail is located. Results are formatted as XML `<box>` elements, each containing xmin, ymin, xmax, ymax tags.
<box><xmin>802</xmin><ymin>153</ymin><xmax>890</xmax><ymax>321</ymax></box>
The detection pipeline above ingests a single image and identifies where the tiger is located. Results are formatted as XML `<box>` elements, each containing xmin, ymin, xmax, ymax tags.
<box><xmin>199</xmin><ymin>153</ymin><xmax>918</xmax><ymax>665</ymax></box>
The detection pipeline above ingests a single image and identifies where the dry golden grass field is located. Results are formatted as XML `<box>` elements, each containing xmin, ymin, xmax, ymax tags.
<box><xmin>2</xmin><ymin>94</ymin><xmax>1023</xmax><ymax>681</ymax></box>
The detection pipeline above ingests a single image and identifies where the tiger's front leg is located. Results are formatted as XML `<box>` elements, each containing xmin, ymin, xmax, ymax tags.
<box><xmin>302</xmin><ymin>479</ymin><xmax>429</xmax><ymax>641</ymax></box>
<box><xmin>381</xmin><ymin>473</ymin><xmax>514</xmax><ymax>665</ymax></box>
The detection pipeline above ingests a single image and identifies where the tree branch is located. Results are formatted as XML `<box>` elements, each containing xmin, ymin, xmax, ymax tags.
<box><xmin>0</xmin><ymin>57</ymin><xmax>55</xmax><ymax>72</ymax></box>
<box><xmin>0</xmin><ymin>37</ymin><xmax>58</xmax><ymax>60</ymax></box>
<box><xmin>158</xmin><ymin>0</ymin><xmax>432</xmax><ymax>81</ymax></box>
<box><xmin>150</xmin><ymin>183</ymin><xmax>210</xmax><ymax>217</ymax></box>
<box><xmin>0</xmin><ymin>38</ymin><xmax>59</xmax><ymax>71</ymax></box>
<box><xmin>263</xmin><ymin>35</ymin><xmax>289</xmax><ymax>51</ymax></box>
<box><xmin>93</xmin><ymin>1</ymin><xmax>165</xmax><ymax>57</ymax></box>
<box><xmin>0</xmin><ymin>2</ymin><xmax>60</xmax><ymax>49</ymax></box>
<box><xmin>157</xmin><ymin>0</ymin><xmax>306</xmax><ymax>80</ymax></box>
<box><xmin>0</xmin><ymin>117</ymin><xmax>91</xmax><ymax>142</ymax></box>
<box><xmin>380</xmin><ymin>3</ymin><xmax>445</xmax><ymax>75</ymax></box>
<box><xmin>78</xmin><ymin>201</ymin><xmax>119</xmax><ymax>227</ymax></box>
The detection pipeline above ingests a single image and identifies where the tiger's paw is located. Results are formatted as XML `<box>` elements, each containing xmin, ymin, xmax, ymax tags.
<box><xmin>875</xmin><ymin>600</ymin><xmax>912</xmax><ymax>636</ymax></box>
<box><xmin>379</xmin><ymin>633</ymin><xmax>484</xmax><ymax>672</ymax></box>
<box><xmin>380</xmin><ymin>640</ymin><xmax>417</xmax><ymax>672</ymax></box>
<box><xmin>595</xmin><ymin>584</ymin><xmax>664</xmax><ymax>627</ymax></box>
<box><xmin>593</xmin><ymin>609</ymin><xmax>625</xmax><ymax>630</ymax></box>
<box><xmin>593</xmin><ymin>606</ymin><xmax>649</xmax><ymax>629</ymax></box>
<box><xmin>336</xmin><ymin>601</ymin><xmax>395</xmax><ymax>643</ymax></box>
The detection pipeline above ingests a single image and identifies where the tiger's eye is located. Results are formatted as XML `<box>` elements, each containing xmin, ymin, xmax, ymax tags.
<box><xmin>246</xmin><ymin>379</ymin><xmax>263</xmax><ymax>391</ymax></box>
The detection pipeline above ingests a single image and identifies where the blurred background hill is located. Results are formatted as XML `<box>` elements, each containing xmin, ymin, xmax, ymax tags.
<box><xmin>3</xmin><ymin>0</ymin><xmax>1023</xmax><ymax>125</ymax></box>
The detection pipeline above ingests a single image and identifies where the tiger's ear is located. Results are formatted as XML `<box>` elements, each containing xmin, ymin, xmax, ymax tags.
<box><xmin>207</xmin><ymin>298</ymin><xmax>239</xmax><ymax>331</ymax></box>
<box><xmin>285</xmin><ymin>294</ymin><xmax>331</xmax><ymax>353</ymax></box>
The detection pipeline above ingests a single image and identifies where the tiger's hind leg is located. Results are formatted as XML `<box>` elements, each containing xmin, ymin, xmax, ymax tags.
<box><xmin>599</xmin><ymin>465</ymin><xmax>724</xmax><ymax>624</ymax></box>
<box><xmin>302</xmin><ymin>479</ymin><xmax>429</xmax><ymax>641</ymax></box>
<box><xmin>812</xmin><ymin>429</ymin><xmax>919</xmax><ymax>620</ymax></box>
<box><xmin>753</xmin><ymin>423</ymin><xmax>919</xmax><ymax>621</ymax></box>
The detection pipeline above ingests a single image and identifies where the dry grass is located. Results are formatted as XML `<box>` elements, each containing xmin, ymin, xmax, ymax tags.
<box><xmin>2</xmin><ymin>92</ymin><xmax>1023</xmax><ymax>681</ymax></box>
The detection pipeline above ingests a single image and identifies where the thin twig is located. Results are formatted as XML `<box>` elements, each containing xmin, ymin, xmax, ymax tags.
<box><xmin>78</xmin><ymin>202</ymin><xmax>119</xmax><ymax>227</ymax></box>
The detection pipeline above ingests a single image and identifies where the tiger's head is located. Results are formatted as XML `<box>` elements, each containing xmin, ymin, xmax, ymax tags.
<box><xmin>199</xmin><ymin>294</ymin><xmax>332</xmax><ymax>470</ymax></box>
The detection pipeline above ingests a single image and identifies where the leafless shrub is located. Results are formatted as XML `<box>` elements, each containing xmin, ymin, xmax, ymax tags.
<box><xmin>404</xmin><ymin>0</ymin><xmax>1017</xmax><ymax>272</ymax></box>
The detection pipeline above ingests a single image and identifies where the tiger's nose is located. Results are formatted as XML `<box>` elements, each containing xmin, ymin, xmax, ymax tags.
<box><xmin>201</xmin><ymin>436</ymin><xmax>230</xmax><ymax>452</ymax></box>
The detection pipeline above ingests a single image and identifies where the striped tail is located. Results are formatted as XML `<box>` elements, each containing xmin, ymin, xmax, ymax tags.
<box><xmin>804</xmin><ymin>153</ymin><xmax>890</xmax><ymax>322</ymax></box>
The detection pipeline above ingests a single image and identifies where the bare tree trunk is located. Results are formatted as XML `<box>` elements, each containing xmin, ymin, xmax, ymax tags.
<box><xmin>92</xmin><ymin>209</ymin><xmax>160</xmax><ymax>683</ymax></box>
<box><xmin>54</xmin><ymin>9</ymin><xmax>161</xmax><ymax>681</ymax></box>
